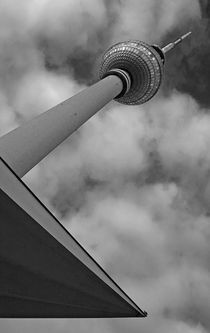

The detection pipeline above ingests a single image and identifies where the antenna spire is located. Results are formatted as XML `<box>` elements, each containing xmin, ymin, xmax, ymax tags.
<box><xmin>162</xmin><ymin>31</ymin><xmax>192</xmax><ymax>54</ymax></box>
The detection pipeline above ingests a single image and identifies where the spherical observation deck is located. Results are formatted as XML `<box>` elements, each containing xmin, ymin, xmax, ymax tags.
<box><xmin>99</xmin><ymin>40</ymin><xmax>165</xmax><ymax>105</ymax></box>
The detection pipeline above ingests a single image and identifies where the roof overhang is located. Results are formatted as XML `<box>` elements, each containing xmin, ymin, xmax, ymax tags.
<box><xmin>0</xmin><ymin>157</ymin><xmax>147</xmax><ymax>318</ymax></box>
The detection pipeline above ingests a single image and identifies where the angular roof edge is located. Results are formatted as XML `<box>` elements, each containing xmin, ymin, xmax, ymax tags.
<box><xmin>0</xmin><ymin>157</ymin><xmax>147</xmax><ymax>318</ymax></box>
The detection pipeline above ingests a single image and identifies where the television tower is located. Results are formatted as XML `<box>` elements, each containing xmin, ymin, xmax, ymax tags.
<box><xmin>0</xmin><ymin>33</ymin><xmax>191</xmax><ymax>178</ymax></box>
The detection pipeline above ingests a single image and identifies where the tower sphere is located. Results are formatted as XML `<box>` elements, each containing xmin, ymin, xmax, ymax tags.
<box><xmin>99</xmin><ymin>40</ymin><xmax>165</xmax><ymax>105</ymax></box>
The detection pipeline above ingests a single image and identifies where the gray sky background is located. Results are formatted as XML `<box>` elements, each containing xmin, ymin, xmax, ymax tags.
<box><xmin>1</xmin><ymin>0</ymin><xmax>210</xmax><ymax>332</ymax></box>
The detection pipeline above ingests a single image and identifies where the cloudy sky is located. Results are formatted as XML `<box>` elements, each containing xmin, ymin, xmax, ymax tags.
<box><xmin>1</xmin><ymin>0</ymin><xmax>210</xmax><ymax>332</ymax></box>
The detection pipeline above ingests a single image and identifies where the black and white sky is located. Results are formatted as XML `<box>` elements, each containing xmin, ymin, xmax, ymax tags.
<box><xmin>1</xmin><ymin>0</ymin><xmax>210</xmax><ymax>332</ymax></box>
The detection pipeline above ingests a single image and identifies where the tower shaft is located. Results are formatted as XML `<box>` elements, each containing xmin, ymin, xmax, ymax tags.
<box><xmin>0</xmin><ymin>33</ymin><xmax>191</xmax><ymax>178</ymax></box>
<box><xmin>0</xmin><ymin>75</ymin><xmax>123</xmax><ymax>178</ymax></box>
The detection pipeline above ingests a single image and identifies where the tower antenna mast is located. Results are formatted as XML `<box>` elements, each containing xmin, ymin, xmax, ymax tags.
<box><xmin>162</xmin><ymin>31</ymin><xmax>192</xmax><ymax>53</ymax></box>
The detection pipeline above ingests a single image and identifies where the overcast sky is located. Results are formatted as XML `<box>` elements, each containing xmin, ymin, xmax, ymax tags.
<box><xmin>1</xmin><ymin>0</ymin><xmax>210</xmax><ymax>332</ymax></box>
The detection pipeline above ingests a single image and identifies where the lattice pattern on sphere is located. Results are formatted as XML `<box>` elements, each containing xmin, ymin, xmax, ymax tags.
<box><xmin>99</xmin><ymin>40</ymin><xmax>164</xmax><ymax>105</ymax></box>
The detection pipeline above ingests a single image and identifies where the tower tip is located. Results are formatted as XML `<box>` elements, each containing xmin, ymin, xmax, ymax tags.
<box><xmin>181</xmin><ymin>31</ymin><xmax>192</xmax><ymax>40</ymax></box>
<box><xmin>162</xmin><ymin>31</ymin><xmax>192</xmax><ymax>54</ymax></box>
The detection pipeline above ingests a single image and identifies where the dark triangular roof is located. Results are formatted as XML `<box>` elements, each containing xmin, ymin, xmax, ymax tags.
<box><xmin>0</xmin><ymin>158</ymin><xmax>147</xmax><ymax>318</ymax></box>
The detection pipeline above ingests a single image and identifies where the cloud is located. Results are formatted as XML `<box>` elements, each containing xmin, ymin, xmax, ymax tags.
<box><xmin>162</xmin><ymin>18</ymin><xmax>210</xmax><ymax>107</ymax></box>
<box><xmin>1</xmin><ymin>1</ymin><xmax>209</xmax><ymax>333</ymax></box>
<box><xmin>112</xmin><ymin>0</ymin><xmax>200</xmax><ymax>43</ymax></box>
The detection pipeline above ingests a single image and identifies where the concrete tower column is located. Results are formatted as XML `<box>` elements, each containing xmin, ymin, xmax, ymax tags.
<box><xmin>0</xmin><ymin>33</ymin><xmax>191</xmax><ymax>178</ymax></box>
<box><xmin>0</xmin><ymin>75</ymin><xmax>126</xmax><ymax>178</ymax></box>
